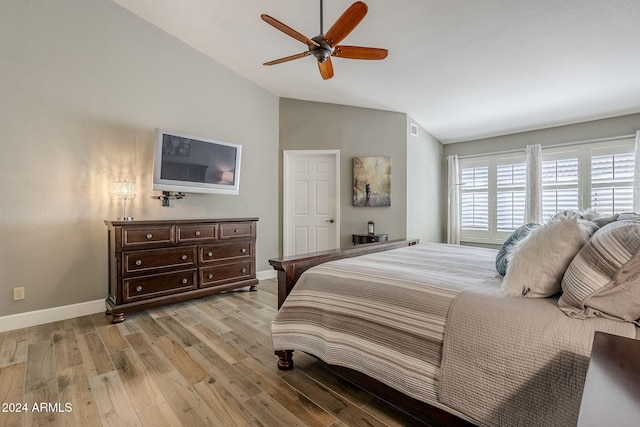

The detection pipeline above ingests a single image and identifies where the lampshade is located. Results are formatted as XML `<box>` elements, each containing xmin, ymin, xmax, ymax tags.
<box><xmin>221</xmin><ymin>171</ymin><xmax>234</xmax><ymax>184</ymax></box>
<box><xmin>113</xmin><ymin>180</ymin><xmax>135</xmax><ymax>221</ymax></box>
<box><xmin>114</xmin><ymin>180</ymin><xmax>135</xmax><ymax>200</ymax></box>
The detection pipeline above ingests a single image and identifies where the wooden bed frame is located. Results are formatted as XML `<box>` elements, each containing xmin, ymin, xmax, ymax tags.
<box><xmin>269</xmin><ymin>239</ymin><xmax>419</xmax><ymax>309</ymax></box>
<box><xmin>268</xmin><ymin>238</ymin><xmax>474</xmax><ymax>426</ymax></box>
<box><xmin>268</xmin><ymin>238</ymin><xmax>418</xmax><ymax>369</ymax></box>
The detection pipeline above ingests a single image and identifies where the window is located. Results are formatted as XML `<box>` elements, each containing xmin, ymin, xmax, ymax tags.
<box><xmin>458</xmin><ymin>138</ymin><xmax>635</xmax><ymax>244</ymax></box>
<box><xmin>496</xmin><ymin>162</ymin><xmax>526</xmax><ymax>231</ymax></box>
<box><xmin>541</xmin><ymin>153</ymin><xmax>579</xmax><ymax>219</ymax></box>
<box><xmin>460</xmin><ymin>165</ymin><xmax>488</xmax><ymax>230</ymax></box>
<box><xmin>459</xmin><ymin>154</ymin><xmax>525</xmax><ymax>242</ymax></box>
<box><xmin>590</xmin><ymin>148</ymin><xmax>634</xmax><ymax>215</ymax></box>
<box><xmin>542</xmin><ymin>142</ymin><xmax>635</xmax><ymax>218</ymax></box>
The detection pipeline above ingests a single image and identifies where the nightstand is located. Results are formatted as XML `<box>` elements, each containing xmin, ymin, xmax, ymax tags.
<box><xmin>352</xmin><ymin>234</ymin><xmax>388</xmax><ymax>245</ymax></box>
<box><xmin>577</xmin><ymin>331</ymin><xmax>640</xmax><ymax>426</ymax></box>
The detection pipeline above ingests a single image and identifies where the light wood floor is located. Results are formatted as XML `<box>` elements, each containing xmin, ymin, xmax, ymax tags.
<box><xmin>0</xmin><ymin>279</ymin><xmax>472</xmax><ymax>427</ymax></box>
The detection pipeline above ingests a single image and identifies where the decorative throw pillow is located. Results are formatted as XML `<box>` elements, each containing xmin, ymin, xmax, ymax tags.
<box><xmin>617</xmin><ymin>212</ymin><xmax>640</xmax><ymax>222</ymax></box>
<box><xmin>592</xmin><ymin>213</ymin><xmax>619</xmax><ymax>228</ymax></box>
<box><xmin>561</xmin><ymin>209</ymin><xmax>618</xmax><ymax>229</ymax></box>
<box><xmin>495</xmin><ymin>223</ymin><xmax>538</xmax><ymax>275</ymax></box>
<box><xmin>559</xmin><ymin>220</ymin><xmax>640</xmax><ymax>322</ymax></box>
<box><xmin>502</xmin><ymin>212</ymin><xmax>595</xmax><ymax>297</ymax></box>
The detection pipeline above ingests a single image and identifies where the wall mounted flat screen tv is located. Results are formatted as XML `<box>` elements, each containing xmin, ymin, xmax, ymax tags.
<box><xmin>152</xmin><ymin>129</ymin><xmax>242</xmax><ymax>195</ymax></box>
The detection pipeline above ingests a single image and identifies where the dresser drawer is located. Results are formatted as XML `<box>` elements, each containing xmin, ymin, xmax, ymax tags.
<box><xmin>123</xmin><ymin>226</ymin><xmax>174</xmax><ymax>248</ymax></box>
<box><xmin>123</xmin><ymin>247</ymin><xmax>197</xmax><ymax>274</ymax></box>
<box><xmin>176</xmin><ymin>224</ymin><xmax>217</xmax><ymax>242</ymax></box>
<box><xmin>219</xmin><ymin>222</ymin><xmax>255</xmax><ymax>239</ymax></box>
<box><xmin>200</xmin><ymin>241</ymin><xmax>254</xmax><ymax>264</ymax></box>
<box><xmin>123</xmin><ymin>270</ymin><xmax>197</xmax><ymax>302</ymax></box>
<box><xmin>200</xmin><ymin>260</ymin><xmax>254</xmax><ymax>287</ymax></box>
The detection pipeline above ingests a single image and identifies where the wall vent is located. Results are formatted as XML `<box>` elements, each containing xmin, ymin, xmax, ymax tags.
<box><xmin>409</xmin><ymin>123</ymin><xmax>418</xmax><ymax>137</ymax></box>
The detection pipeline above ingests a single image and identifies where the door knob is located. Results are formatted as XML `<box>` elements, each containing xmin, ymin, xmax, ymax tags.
<box><xmin>326</xmin><ymin>219</ymin><xmax>335</xmax><ymax>223</ymax></box>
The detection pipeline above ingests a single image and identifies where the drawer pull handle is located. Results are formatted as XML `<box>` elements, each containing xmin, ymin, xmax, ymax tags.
<box><xmin>241</xmin><ymin>248</ymin><xmax>247</xmax><ymax>253</ymax></box>
<box><xmin>195</xmin><ymin>231</ymin><xmax>201</xmax><ymax>236</ymax></box>
<box><xmin>135</xmin><ymin>260</ymin><xmax>142</xmax><ymax>266</ymax></box>
<box><xmin>208</xmin><ymin>273</ymin><xmax>213</xmax><ymax>279</ymax></box>
<box><xmin>146</xmin><ymin>233</ymin><xmax>153</xmax><ymax>239</ymax></box>
<box><xmin>136</xmin><ymin>286</ymin><xmax>143</xmax><ymax>292</ymax></box>
<box><xmin>181</xmin><ymin>255</ymin><xmax>187</xmax><ymax>260</ymax></box>
<box><xmin>182</xmin><ymin>278</ymin><xmax>188</xmax><ymax>284</ymax></box>
<box><xmin>241</xmin><ymin>268</ymin><xmax>247</xmax><ymax>273</ymax></box>
<box><xmin>234</xmin><ymin>229</ymin><xmax>240</xmax><ymax>233</ymax></box>
<box><xmin>207</xmin><ymin>251</ymin><xmax>213</xmax><ymax>257</ymax></box>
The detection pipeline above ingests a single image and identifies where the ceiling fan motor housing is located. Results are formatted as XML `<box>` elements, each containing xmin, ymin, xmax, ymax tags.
<box><xmin>310</xmin><ymin>35</ymin><xmax>333</xmax><ymax>62</ymax></box>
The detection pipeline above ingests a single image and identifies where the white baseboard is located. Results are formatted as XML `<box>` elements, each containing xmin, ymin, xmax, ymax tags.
<box><xmin>0</xmin><ymin>299</ymin><xmax>105</xmax><ymax>333</ymax></box>
<box><xmin>0</xmin><ymin>269</ymin><xmax>277</xmax><ymax>333</ymax></box>
<box><xmin>257</xmin><ymin>269</ymin><xmax>277</xmax><ymax>281</ymax></box>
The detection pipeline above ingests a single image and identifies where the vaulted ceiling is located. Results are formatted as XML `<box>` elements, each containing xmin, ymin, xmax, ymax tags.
<box><xmin>114</xmin><ymin>0</ymin><xmax>640</xmax><ymax>143</ymax></box>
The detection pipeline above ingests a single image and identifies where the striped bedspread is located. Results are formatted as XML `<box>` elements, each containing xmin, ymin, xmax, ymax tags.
<box><xmin>271</xmin><ymin>243</ymin><xmax>498</xmax><ymax>405</ymax></box>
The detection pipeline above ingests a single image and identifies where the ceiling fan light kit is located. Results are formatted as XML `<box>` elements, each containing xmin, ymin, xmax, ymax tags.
<box><xmin>261</xmin><ymin>1</ymin><xmax>388</xmax><ymax>80</ymax></box>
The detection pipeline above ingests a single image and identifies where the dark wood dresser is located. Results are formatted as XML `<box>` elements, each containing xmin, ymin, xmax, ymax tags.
<box><xmin>104</xmin><ymin>218</ymin><xmax>258</xmax><ymax>323</ymax></box>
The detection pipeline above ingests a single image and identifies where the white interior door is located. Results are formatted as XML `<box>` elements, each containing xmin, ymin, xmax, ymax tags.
<box><xmin>284</xmin><ymin>150</ymin><xmax>340</xmax><ymax>256</ymax></box>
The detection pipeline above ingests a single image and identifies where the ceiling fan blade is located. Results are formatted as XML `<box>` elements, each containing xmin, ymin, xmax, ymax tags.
<box><xmin>333</xmin><ymin>45</ymin><xmax>388</xmax><ymax>60</ymax></box>
<box><xmin>318</xmin><ymin>58</ymin><xmax>334</xmax><ymax>80</ymax></box>
<box><xmin>264</xmin><ymin>51</ymin><xmax>311</xmax><ymax>66</ymax></box>
<box><xmin>324</xmin><ymin>1</ymin><xmax>368</xmax><ymax>47</ymax></box>
<box><xmin>261</xmin><ymin>14</ymin><xmax>320</xmax><ymax>47</ymax></box>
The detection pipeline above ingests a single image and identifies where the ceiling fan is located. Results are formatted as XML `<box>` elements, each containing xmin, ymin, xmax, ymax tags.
<box><xmin>261</xmin><ymin>1</ymin><xmax>388</xmax><ymax>80</ymax></box>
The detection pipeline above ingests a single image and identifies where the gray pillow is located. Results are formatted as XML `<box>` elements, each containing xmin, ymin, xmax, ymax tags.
<box><xmin>495</xmin><ymin>223</ymin><xmax>538</xmax><ymax>276</ymax></box>
<box><xmin>559</xmin><ymin>219</ymin><xmax>640</xmax><ymax>322</ymax></box>
<box><xmin>592</xmin><ymin>213</ymin><xmax>619</xmax><ymax>228</ymax></box>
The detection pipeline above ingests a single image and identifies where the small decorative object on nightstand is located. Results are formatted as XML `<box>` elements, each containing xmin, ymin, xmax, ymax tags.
<box><xmin>352</xmin><ymin>233</ymin><xmax>388</xmax><ymax>245</ymax></box>
<box><xmin>367</xmin><ymin>220</ymin><xmax>375</xmax><ymax>235</ymax></box>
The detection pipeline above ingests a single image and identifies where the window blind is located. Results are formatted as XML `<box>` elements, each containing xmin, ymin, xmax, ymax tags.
<box><xmin>496</xmin><ymin>162</ymin><xmax>525</xmax><ymax>231</ymax></box>
<box><xmin>590</xmin><ymin>152</ymin><xmax>634</xmax><ymax>215</ymax></box>
<box><xmin>541</xmin><ymin>157</ymin><xmax>579</xmax><ymax>218</ymax></box>
<box><xmin>458</xmin><ymin>138</ymin><xmax>635</xmax><ymax>244</ymax></box>
<box><xmin>461</xmin><ymin>166</ymin><xmax>489</xmax><ymax>230</ymax></box>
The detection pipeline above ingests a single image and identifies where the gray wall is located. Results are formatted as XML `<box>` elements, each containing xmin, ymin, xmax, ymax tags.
<box><xmin>279</xmin><ymin>99</ymin><xmax>444</xmax><ymax>248</ymax></box>
<box><xmin>280</xmin><ymin>99</ymin><xmax>409</xmax><ymax>248</ymax></box>
<box><xmin>0</xmin><ymin>0</ymin><xmax>279</xmax><ymax>316</ymax></box>
<box><xmin>443</xmin><ymin>113</ymin><xmax>640</xmax><ymax>158</ymax></box>
<box><xmin>406</xmin><ymin>117</ymin><xmax>444</xmax><ymax>243</ymax></box>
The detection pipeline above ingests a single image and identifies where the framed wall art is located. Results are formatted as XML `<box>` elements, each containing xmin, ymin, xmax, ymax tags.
<box><xmin>353</xmin><ymin>156</ymin><xmax>391</xmax><ymax>207</ymax></box>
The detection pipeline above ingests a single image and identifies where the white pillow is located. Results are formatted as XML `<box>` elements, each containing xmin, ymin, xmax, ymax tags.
<box><xmin>502</xmin><ymin>212</ymin><xmax>595</xmax><ymax>297</ymax></box>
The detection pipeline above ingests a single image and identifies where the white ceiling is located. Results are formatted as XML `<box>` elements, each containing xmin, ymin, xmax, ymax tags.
<box><xmin>113</xmin><ymin>0</ymin><xmax>640</xmax><ymax>143</ymax></box>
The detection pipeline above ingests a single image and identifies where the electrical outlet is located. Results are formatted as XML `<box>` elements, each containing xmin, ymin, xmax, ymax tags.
<box><xmin>13</xmin><ymin>287</ymin><xmax>25</xmax><ymax>300</ymax></box>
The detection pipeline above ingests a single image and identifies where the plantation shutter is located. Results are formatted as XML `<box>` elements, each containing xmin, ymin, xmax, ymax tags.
<box><xmin>461</xmin><ymin>165</ymin><xmax>489</xmax><ymax>230</ymax></box>
<box><xmin>458</xmin><ymin>138</ymin><xmax>635</xmax><ymax>244</ymax></box>
<box><xmin>496</xmin><ymin>162</ymin><xmax>526</xmax><ymax>230</ymax></box>
<box><xmin>542</xmin><ymin>156</ymin><xmax>579</xmax><ymax>219</ymax></box>
<box><xmin>590</xmin><ymin>151</ymin><xmax>634</xmax><ymax>215</ymax></box>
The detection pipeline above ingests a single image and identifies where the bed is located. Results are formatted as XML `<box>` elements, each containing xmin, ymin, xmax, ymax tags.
<box><xmin>269</xmin><ymin>226</ymin><xmax>640</xmax><ymax>426</ymax></box>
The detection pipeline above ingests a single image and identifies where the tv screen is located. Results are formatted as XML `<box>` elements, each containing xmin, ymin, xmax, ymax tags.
<box><xmin>152</xmin><ymin>129</ymin><xmax>242</xmax><ymax>195</ymax></box>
